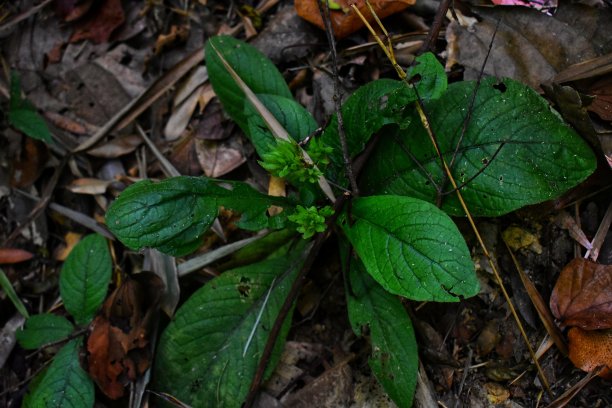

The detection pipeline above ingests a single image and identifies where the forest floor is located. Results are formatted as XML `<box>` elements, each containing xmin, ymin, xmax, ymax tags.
<box><xmin>0</xmin><ymin>0</ymin><xmax>611</xmax><ymax>407</ymax></box>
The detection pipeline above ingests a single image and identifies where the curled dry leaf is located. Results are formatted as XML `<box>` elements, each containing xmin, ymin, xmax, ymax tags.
<box><xmin>87</xmin><ymin>272</ymin><xmax>164</xmax><ymax>399</ymax></box>
<box><xmin>567</xmin><ymin>327</ymin><xmax>612</xmax><ymax>379</ymax></box>
<box><xmin>295</xmin><ymin>0</ymin><xmax>415</xmax><ymax>39</ymax></box>
<box><xmin>550</xmin><ymin>258</ymin><xmax>612</xmax><ymax>330</ymax></box>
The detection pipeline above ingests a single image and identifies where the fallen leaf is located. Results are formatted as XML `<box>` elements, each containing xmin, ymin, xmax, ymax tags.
<box><xmin>164</xmin><ymin>85</ymin><xmax>202</xmax><ymax>141</ymax></box>
<box><xmin>484</xmin><ymin>382</ymin><xmax>510</xmax><ymax>404</ymax></box>
<box><xmin>550</xmin><ymin>258</ymin><xmax>612</xmax><ymax>330</ymax></box>
<box><xmin>66</xmin><ymin>178</ymin><xmax>112</xmax><ymax>195</ymax></box>
<box><xmin>0</xmin><ymin>248</ymin><xmax>34</xmax><ymax>264</ymax></box>
<box><xmin>196</xmin><ymin>139</ymin><xmax>246</xmax><ymax>178</ymax></box>
<box><xmin>587</xmin><ymin>75</ymin><xmax>612</xmax><ymax>121</ymax></box>
<box><xmin>69</xmin><ymin>0</ymin><xmax>125</xmax><ymax>44</ymax></box>
<box><xmin>87</xmin><ymin>134</ymin><xmax>143</xmax><ymax>158</ymax></box>
<box><xmin>295</xmin><ymin>0</ymin><xmax>415</xmax><ymax>39</ymax></box>
<box><xmin>477</xmin><ymin>319</ymin><xmax>501</xmax><ymax>356</ymax></box>
<box><xmin>10</xmin><ymin>138</ymin><xmax>49</xmax><ymax>188</ymax></box>
<box><xmin>87</xmin><ymin>272</ymin><xmax>164</xmax><ymax>399</ymax></box>
<box><xmin>44</xmin><ymin>111</ymin><xmax>96</xmax><ymax>135</ymax></box>
<box><xmin>54</xmin><ymin>0</ymin><xmax>94</xmax><ymax>21</ymax></box>
<box><xmin>195</xmin><ymin>100</ymin><xmax>234</xmax><ymax>140</ymax></box>
<box><xmin>53</xmin><ymin>232</ymin><xmax>83</xmax><ymax>261</ymax></box>
<box><xmin>502</xmin><ymin>226</ymin><xmax>542</xmax><ymax>254</ymax></box>
<box><xmin>567</xmin><ymin>327</ymin><xmax>612</xmax><ymax>379</ymax></box>
<box><xmin>154</xmin><ymin>24</ymin><xmax>189</xmax><ymax>55</ymax></box>
<box><xmin>445</xmin><ymin>4</ymin><xmax>611</xmax><ymax>90</ymax></box>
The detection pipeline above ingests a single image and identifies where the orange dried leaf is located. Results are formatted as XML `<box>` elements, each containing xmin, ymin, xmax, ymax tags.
<box><xmin>54</xmin><ymin>232</ymin><xmax>83</xmax><ymax>261</ymax></box>
<box><xmin>10</xmin><ymin>138</ymin><xmax>49</xmax><ymax>188</ymax></box>
<box><xmin>87</xmin><ymin>272</ymin><xmax>164</xmax><ymax>399</ymax></box>
<box><xmin>550</xmin><ymin>258</ymin><xmax>612</xmax><ymax>330</ymax></box>
<box><xmin>295</xmin><ymin>0</ymin><xmax>415</xmax><ymax>39</ymax></box>
<box><xmin>0</xmin><ymin>248</ymin><xmax>34</xmax><ymax>264</ymax></box>
<box><xmin>567</xmin><ymin>327</ymin><xmax>612</xmax><ymax>379</ymax></box>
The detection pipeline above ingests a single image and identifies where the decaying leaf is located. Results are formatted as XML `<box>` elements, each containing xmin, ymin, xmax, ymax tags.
<box><xmin>53</xmin><ymin>232</ymin><xmax>83</xmax><ymax>261</ymax></box>
<box><xmin>87</xmin><ymin>135</ymin><xmax>143</xmax><ymax>158</ymax></box>
<box><xmin>550</xmin><ymin>258</ymin><xmax>612</xmax><ymax>330</ymax></box>
<box><xmin>567</xmin><ymin>327</ymin><xmax>612</xmax><ymax>379</ymax></box>
<box><xmin>295</xmin><ymin>0</ymin><xmax>415</xmax><ymax>39</ymax></box>
<box><xmin>0</xmin><ymin>248</ymin><xmax>34</xmax><ymax>264</ymax></box>
<box><xmin>10</xmin><ymin>138</ymin><xmax>49</xmax><ymax>188</ymax></box>
<box><xmin>70</xmin><ymin>0</ymin><xmax>125</xmax><ymax>44</ymax></box>
<box><xmin>87</xmin><ymin>272</ymin><xmax>164</xmax><ymax>399</ymax></box>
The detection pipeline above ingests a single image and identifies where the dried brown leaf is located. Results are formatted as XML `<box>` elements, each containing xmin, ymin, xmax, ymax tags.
<box><xmin>69</xmin><ymin>0</ymin><xmax>125</xmax><ymax>44</ymax></box>
<box><xmin>196</xmin><ymin>139</ymin><xmax>245</xmax><ymax>178</ymax></box>
<box><xmin>0</xmin><ymin>248</ymin><xmax>34</xmax><ymax>264</ymax></box>
<box><xmin>10</xmin><ymin>138</ymin><xmax>49</xmax><ymax>188</ymax></box>
<box><xmin>87</xmin><ymin>272</ymin><xmax>164</xmax><ymax>399</ymax></box>
<box><xmin>550</xmin><ymin>258</ymin><xmax>612</xmax><ymax>330</ymax></box>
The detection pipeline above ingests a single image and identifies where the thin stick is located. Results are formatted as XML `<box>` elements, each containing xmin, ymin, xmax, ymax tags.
<box><xmin>316</xmin><ymin>0</ymin><xmax>359</xmax><ymax>196</ymax></box>
<box><xmin>3</xmin><ymin>157</ymin><xmax>67</xmax><ymax>246</ymax></box>
<box><xmin>418</xmin><ymin>0</ymin><xmax>452</xmax><ymax>54</ymax></box>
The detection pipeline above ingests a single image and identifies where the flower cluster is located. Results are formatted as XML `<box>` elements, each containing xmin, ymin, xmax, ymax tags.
<box><xmin>288</xmin><ymin>205</ymin><xmax>334</xmax><ymax>239</ymax></box>
<box><xmin>260</xmin><ymin>140</ymin><xmax>323</xmax><ymax>185</ymax></box>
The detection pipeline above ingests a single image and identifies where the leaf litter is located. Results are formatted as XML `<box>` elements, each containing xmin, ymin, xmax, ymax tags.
<box><xmin>0</xmin><ymin>1</ymin><xmax>611</xmax><ymax>407</ymax></box>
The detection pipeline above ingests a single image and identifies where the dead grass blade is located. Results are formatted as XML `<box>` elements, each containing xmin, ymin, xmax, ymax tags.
<box><xmin>585</xmin><ymin>200</ymin><xmax>612</xmax><ymax>261</ymax></box>
<box><xmin>503</xmin><ymin>239</ymin><xmax>568</xmax><ymax>356</ymax></box>
<box><xmin>545</xmin><ymin>367</ymin><xmax>603</xmax><ymax>408</ymax></box>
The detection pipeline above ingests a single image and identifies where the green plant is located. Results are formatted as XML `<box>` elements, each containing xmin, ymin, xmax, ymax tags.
<box><xmin>7</xmin><ymin>71</ymin><xmax>52</xmax><ymax>144</ymax></box>
<box><xmin>16</xmin><ymin>234</ymin><xmax>112</xmax><ymax>407</ymax></box>
<box><xmin>105</xmin><ymin>36</ymin><xmax>596</xmax><ymax>407</ymax></box>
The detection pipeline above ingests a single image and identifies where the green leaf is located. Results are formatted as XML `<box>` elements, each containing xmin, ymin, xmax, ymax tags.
<box><xmin>405</xmin><ymin>51</ymin><xmax>448</xmax><ymax>101</ymax></box>
<box><xmin>16</xmin><ymin>314</ymin><xmax>74</xmax><ymax>350</ymax></box>
<box><xmin>106</xmin><ymin>176</ymin><xmax>289</xmax><ymax>257</ymax></box>
<box><xmin>153</xmin><ymin>247</ymin><xmax>306</xmax><ymax>407</ymax></box>
<box><xmin>218</xmin><ymin>228</ymin><xmax>299</xmax><ymax>271</ymax></box>
<box><xmin>340</xmin><ymin>195</ymin><xmax>478</xmax><ymax>302</ymax></box>
<box><xmin>246</xmin><ymin>93</ymin><xmax>318</xmax><ymax>157</ymax></box>
<box><xmin>319</xmin><ymin>79</ymin><xmax>404</xmax><ymax>183</ymax></box>
<box><xmin>23</xmin><ymin>338</ymin><xmax>95</xmax><ymax>408</ymax></box>
<box><xmin>206</xmin><ymin>36</ymin><xmax>292</xmax><ymax>133</ymax></box>
<box><xmin>59</xmin><ymin>234</ymin><xmax>111</xmax><ymax>325</ymax></box>
<box><xmin>8</xmin><ymin>71</ymin><xmax>52</xmax><ymax>144</ymax></box>
<box><xmin>0</xmin><ymin>268</ymin><xmax>29</xmax><ymax>318</ymax></box>
<box><xmin>346</xmin><ymin>253</ymin><xmax>418</xmax><ymax>408</ymax></box>
<box><xmin>319</xmin><ymin>54</ymin><xmax>447</xmax><ymax>186</ymax></box>
<box><xmin>361</xmin><ymin>77</ymin><xmax>597</xmax><ymax>216</ymax></box>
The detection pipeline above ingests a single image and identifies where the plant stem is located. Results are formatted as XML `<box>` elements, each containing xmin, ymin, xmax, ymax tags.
<box><xmin>418</xmin><ymin>0</ymin><xmax>452</xmax><ymax>54</ymax></box>
<box><xmin>243</xmin><ymin>194</ymin><xmax>347</xmax><ymax>408</ymax></box>
<box><xmin>316</xmin><ymin>0</ymin><xmax>359</xmax><ymax>197</ymax></box>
